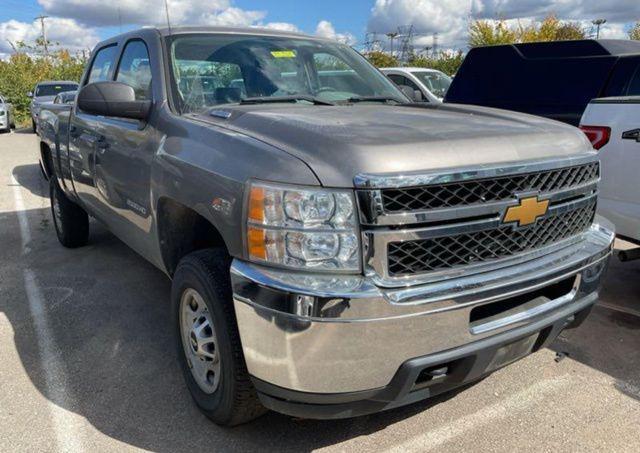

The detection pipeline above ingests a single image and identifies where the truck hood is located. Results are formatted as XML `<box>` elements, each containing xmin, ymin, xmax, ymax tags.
<box><xmin>194</xmin><ymin>103</ymin><xmax>592</xmax><ymax>187</ymax></box>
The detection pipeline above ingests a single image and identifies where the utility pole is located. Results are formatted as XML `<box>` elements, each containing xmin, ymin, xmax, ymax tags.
<box><xmin>592</xmin><ymin>19</ymin><xmax>606</xmax><ymax>39</ymax></box>
<box><xmin>35</xmin><ymin>15</ymin><xmax>49</xmax><ymax>58</ymax></box>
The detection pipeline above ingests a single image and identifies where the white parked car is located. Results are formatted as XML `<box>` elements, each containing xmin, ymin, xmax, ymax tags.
<box><xmin>0</xmin><ymin>95</ymin><xmax>15</xmax><ymax>132</ymax></box>
<box><xmin>381</xmin><ymin>67</ymin><xmax>452</xmax><ymax>103</ymax></box>
<box><xmin>581</xmin><ymin>96</ymin><xmax>640</xmax><ymax>251</ymax></box>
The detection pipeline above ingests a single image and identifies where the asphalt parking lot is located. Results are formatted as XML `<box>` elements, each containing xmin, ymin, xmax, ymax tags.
<box><xmin>1</xmin><ymin>129</ymin><xmax>639</xmax><ymax>452</ymax></box>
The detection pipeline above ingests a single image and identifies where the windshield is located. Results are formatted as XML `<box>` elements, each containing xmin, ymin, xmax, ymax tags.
<box><xmin>35</xmin><ymin>83</ymin><xmax>78</xmax><ymax>97</ymax></box>
<box><xmin>168</xmin><ymin>34</ymin><xmax>407</xmax><ymax>113</ymax></box>
<box><xmin>412</xmin><ymin>71</ymin><xmax>452</xmax><ymax>98</ymax></box>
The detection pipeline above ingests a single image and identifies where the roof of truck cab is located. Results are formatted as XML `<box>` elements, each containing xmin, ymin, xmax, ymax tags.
<box><xmin>155</xmin><ymin>26</ymin><xmax>321</xmax><ymax>40</ymax></box>
<box><xmin>93</xmin><ymin>26</ymin><xmax>330</xmax><ymax>50</ymax></box>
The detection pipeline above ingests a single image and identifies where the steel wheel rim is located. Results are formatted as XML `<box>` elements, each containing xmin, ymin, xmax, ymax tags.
<box><xmin>179</xmin><ymin>288</ymin><xmax>221</xmax><ymax>394</ymax></box>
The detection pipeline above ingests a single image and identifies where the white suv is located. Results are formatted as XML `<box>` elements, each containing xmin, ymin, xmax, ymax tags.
<box><xmin>381</xmin><ymin>67</ymin><xmax>452</xmax><ymax>103</ymax></box>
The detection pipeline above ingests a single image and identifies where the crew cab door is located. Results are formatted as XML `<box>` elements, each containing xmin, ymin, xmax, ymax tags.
<box><xmin>69</xmin><ymin>43</ymin><xmax>119</xmax><ymax>217</ymax></box>
<box><xmin>90</xmin><ymin>39</ymin><xmax>159</xmax><ymax>246</ymax></box>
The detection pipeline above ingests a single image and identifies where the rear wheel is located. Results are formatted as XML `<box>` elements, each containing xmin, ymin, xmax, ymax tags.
<box><xmin>172</xmin><ymin>248</ymin><xmax>266</xmax><ymax>426</ymax></box>
<box><xmin>50</xmin><ymin>179</ymin><xmax>89</xmax><ymax>248</ymax></box>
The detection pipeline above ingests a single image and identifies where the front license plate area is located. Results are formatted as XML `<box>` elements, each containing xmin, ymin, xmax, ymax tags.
<box><xmin>486</xmin><ymin>333</ymin><xmax>539</xmax><ymax>372</ymax></box>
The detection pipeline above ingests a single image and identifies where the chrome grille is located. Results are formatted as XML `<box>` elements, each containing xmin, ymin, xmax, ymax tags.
<box><xmin>387</xmin><ymin>200</ymin><xmax>596</xmax><ymax>276</ymax></box>
<box><xmin>381</xmin><ymin>162</ymin><xmax>599</xmax><ymax>213</ymax></box>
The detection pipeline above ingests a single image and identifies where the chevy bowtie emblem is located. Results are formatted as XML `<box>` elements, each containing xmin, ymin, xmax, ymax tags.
<box><xmin>503</xmin><ymin>196</ymin><xmax>550</xmax><ymax>228</ymax></box>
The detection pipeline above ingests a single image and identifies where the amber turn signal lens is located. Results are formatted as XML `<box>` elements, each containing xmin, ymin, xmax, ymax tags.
<box><xmin>248</xmin><ymin>186</ymin><xmax>265</xmax><ymax>223</ymax></box>
<box><xmin>247</xmin><ymin>226</ymin><xmax>266</xmax><ymax>260</ymax></box>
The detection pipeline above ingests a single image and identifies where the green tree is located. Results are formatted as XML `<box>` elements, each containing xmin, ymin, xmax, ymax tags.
<box><xmin>0</xmin><ymin>40</ymin><xmax>86</xmax><ymax>126</ymax></box>
<box><xmin>468</xmin><ymin>19</ymin><xmax>518</xmax><ymax>48</ymax></box>
<box><xmin>630</xmin><ymin>22</ymin><xmax>640</xmax><ymax>40</ymax></box>
<box><xmin>408</xmin><ymin>51</ymin><xmax>465</xmax><ymax>76</ymax></box>
<box><xmin>469</xmin><ymin>14</ymin><xmax>586</xmax><ymax>48</ymax></box>
<box><xmin>364</xmin><ymin>51</ymin><xmax>399</xmax><ymax>68</ymax></box>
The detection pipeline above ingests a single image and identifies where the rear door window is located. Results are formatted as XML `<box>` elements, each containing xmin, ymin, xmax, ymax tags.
<box><xmin>87</xmin><ymin>45</ymin><xmax>118</xmax><ymax>84</ymax></box>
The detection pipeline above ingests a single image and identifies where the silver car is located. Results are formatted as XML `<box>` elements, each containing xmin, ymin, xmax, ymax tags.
<box><xmin>28</xmin><ymin>81</ymin><xmax>78</xmax><ymax>133</ymax></box>
<box><xmin>0</xmin><ymin>95</ymin><xmax>15</xmax><ymax>132</ymax></box>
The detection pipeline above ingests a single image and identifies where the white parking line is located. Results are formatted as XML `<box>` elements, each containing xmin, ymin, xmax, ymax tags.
<box><xmin>11</xmin><ymin>171</ymin><xmax>85</xmax><ymax>453</ymax></box>
<box><xmin>385</xmin><ymin>376</ymin><xmax>570</xmax><ymax>453</ymax></box>
<box><xmin>9</xmin><ymin>173</ymin><xmax>31</xmax><ymax>252</ymax></box>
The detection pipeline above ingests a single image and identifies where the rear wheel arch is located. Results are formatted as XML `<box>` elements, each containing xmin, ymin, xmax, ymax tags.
<box><xmin>39</xmin><ymin>141</ymin><xmax>54</xmax><ymax>180</ymax></box>
<box><xmin>156</xmin><ymin>197</ymin><xmax>229</xmax><ymax>277</ymax></box>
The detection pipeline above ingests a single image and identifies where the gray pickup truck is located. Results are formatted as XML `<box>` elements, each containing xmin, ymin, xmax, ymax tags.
<box><xmin>39</xmin><ymin>26</ymin><xmax>614</xmax><ymax>426</ymax></box>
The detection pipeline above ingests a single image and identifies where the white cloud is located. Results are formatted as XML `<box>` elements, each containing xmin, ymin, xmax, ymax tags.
<box><xmin>0</xmin><ymin>17</ymin><xmax>99</xmax><ymax>56</ymax></box>
<box><xmin>367</xmin><ymin>0</ymin><xmax>640</xmax><ymax>49</ymax></box>
<box><xmin>37</xmin><ymin>0</ymin><xmax>266</xmax><ymax>28</ymax></box>
<box><xmin>368</xmin><ymin>0</ymin><xmax>474</xmax><ymax>49</ymax></box>
<box><xmin>262</xmin><ymin>22</ymin><xmax>301</xmax><ymax>33</ymax></box>
<box><xmin>315</xmin><ymin>20</ymin><xmax>357</xmax><ymax>45</ymax></box>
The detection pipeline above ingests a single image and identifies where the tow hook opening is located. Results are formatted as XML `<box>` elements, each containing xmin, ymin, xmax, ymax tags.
<box><xmin>414</xmin><ymin>363</ymin><xmax>453</xmax><ymax>389</ymax></box>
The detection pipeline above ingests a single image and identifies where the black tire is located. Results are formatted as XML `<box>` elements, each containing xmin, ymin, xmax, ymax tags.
<box><xmin>171</xmin><ymin>248</ymin><xmax>266</xmax><ymax>426</ymax></box>
<box><xmin>32</xmin><ymin>119</ymin><xmax>36</xmax><ymax>133</ymax></box>
<box><xmin>50</xmin><ymin>179</ymin><xmax>89</xmax><ymax>248</ymax></box>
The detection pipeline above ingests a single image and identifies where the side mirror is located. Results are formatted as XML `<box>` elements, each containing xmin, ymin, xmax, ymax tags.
<box><xmin>399</xmin><ymin>85</ymin><xmax>423</xmax><ymax>102</ymax></box>
<box><xmin>27</xmin><ymin>92</ymin><xmax>33</xmax><ymax>98</ymax></box>
<box><xmin>77</xmin><ymin>81</ymin><xmax>151</xmax><ymax>120</ymax></box>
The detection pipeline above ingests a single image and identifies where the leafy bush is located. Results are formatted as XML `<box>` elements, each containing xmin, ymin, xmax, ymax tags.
<box><xmin>407</xmin><ymin>51</ymin><xmax>465</xmax><ymax>76</ymax></box>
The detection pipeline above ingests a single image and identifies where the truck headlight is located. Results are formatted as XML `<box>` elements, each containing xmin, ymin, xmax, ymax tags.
<box><xmin>245</xmin><ymin>182</ymin><xmax>360</xmax><ymax>271</ymax></box>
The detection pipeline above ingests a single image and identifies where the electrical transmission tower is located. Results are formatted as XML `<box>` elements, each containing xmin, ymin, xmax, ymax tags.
<box><xmin>396</xmin><ymin>25</ymin><xmax>415</xmax><ymax>62</ymax></box>
<box><xmin>364</xmin><ymin>32</ymin><xmax>383</xmax><ymax>53</ymax></box>
<box><xmin>35</xmin><ymin>14</ymin><xmax>49</xmax><ymax>58</ymax></box>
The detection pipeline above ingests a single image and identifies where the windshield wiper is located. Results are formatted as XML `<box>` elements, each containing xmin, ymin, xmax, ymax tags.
<box><xmin>346</xmin><ymin>96</ymin><xmax>402</xmax><ymax>104</ymax></box>
<box><xmin>240</xmin><ymin>95</ymin><xmax>335</xmax><ymax>106</ymax></box>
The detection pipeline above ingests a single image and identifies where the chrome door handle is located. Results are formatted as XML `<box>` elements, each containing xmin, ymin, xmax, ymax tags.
<box><xmin>622</xmin><ymin>129</ymin><xmax>640</xmax><ymax>142</ymax></box>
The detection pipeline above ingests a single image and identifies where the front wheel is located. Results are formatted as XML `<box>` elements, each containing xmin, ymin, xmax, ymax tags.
<box><xmin>50</xmin><ymin>179</ymin><xmax>89</xmax><ymax>248</ymax></box>
<box><xmin>172</xmin><ymin>249</ymin><xmax>266</xmax><ymax>426</ymax></box>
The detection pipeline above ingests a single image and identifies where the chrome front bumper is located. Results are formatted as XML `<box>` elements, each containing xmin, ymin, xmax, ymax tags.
<box><xmin>231</xmin><ymin>219</ymin><xmax>614</xmax><ymax>396</ymax></box>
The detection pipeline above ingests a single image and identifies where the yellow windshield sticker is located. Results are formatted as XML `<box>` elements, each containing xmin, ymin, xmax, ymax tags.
<box><xmin>271</xmin><ymin>50</ymin><xmax>296</xmax><ymax>58</ymax></box>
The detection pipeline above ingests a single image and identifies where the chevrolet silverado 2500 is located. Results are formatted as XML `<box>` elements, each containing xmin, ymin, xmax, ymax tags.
<box><xmin>39</xmin><ymin>27</ymin><xmax>614</xmax><ymax>426</ymax></box>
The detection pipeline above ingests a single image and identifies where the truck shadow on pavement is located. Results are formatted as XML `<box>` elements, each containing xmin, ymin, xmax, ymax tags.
<box><xmin>12</xmin><ymin>164</ymin><xmax>48</xmax><ymax>198</ymax></box>
<box><xmin>1</xmin><ymin>205</ymin><xmax>466</xmax><ymax>451</ymax></box>
<box><xmin>550</xmin><ymin>249</ymin><xmax>640</xmax><ymax>401</ymax></box>
<box><xmin>3</xmin><ymin>166</ymin><xmax>640</xmax><ymax>451</ymax></box>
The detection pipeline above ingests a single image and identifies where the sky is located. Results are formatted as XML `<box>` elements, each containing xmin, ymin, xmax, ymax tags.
<box><xmin>0</xmin><ymin>0</ymin><xmax>639</xmax><ymax>58</ymax></box>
